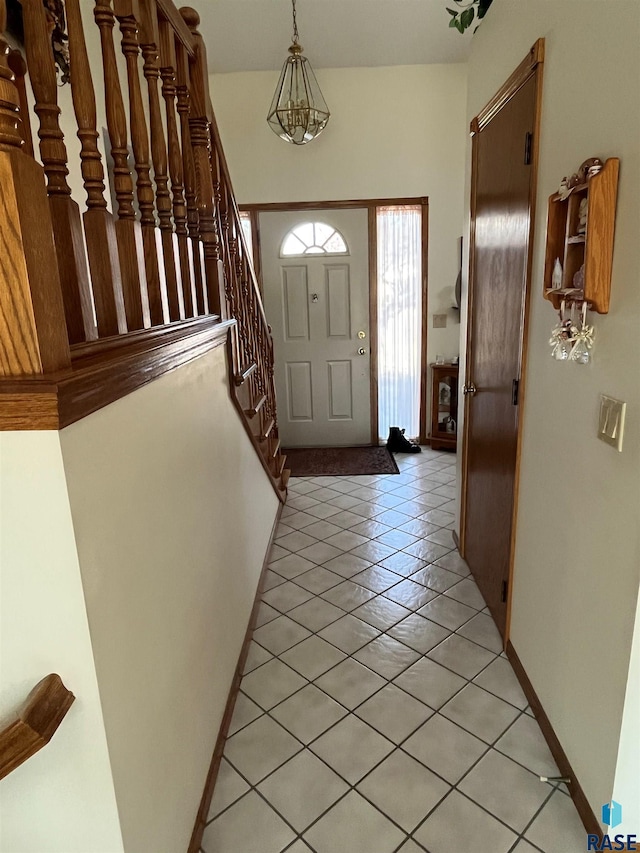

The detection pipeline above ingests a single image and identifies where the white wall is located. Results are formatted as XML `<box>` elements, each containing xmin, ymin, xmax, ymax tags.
<box><xmin>613</xmin><ymin>588</ymin><xmax>640</xmax><ymax>835</ymax></box>
<box><xmin>461</xmin><ymin>0</ymin><xmax>640</xmax><ymax>819</ymax></box>
<box><xmin>210</xmin><ymin>64</ymin><xmax>468</xmax><ymax>425</ymax></box>
<box><xmin>59</xmin><ymin>344</ymin><xmax>279</xmax><ymax>853</ymax></box>
<box><xmin>0</xmin><ymin>433</ymin><xmax>123</xmax><ymax>853</ymax></box>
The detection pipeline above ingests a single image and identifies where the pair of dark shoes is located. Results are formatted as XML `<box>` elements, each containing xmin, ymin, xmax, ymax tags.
<box><xmin>386</xmin><ymin>427</ymin><xmax>421</xmax><ymax>453</ymax></box>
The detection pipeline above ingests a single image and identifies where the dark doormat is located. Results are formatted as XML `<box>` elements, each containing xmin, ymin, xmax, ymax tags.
<box><xmin>283</xmin><ymin>446</ymin><xmax>400</xmax><ymax>477</ymax></box>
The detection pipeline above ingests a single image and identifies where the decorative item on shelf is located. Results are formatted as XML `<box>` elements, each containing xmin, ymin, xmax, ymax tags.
<box><xmin>573</xmin><ymin>263</ymin><xmax>585</xmax><ymax>292</ymax></box>
<box><xmin>558</xmin><ymin>177</ymin><xmax>572</xmax><ymax>201</ymax></box>
<box><xmin>577</xmin><ymin>198</ymin><xmax>588</xmax><ymax>234</ymax></box>
<box><xmin>552</xmin><ymin>257</ymin><xmax>563</xmax><ymax>290</ymax></box>
<box><xmin>570</xmin><ymin>302</ymin><xmax>595</xmax><ymax>364</ymax></box>
<box><xmin>557</xmin><ymin>158</ymin><xmax>604</xmax><ymax>200</ymax></box>
<box><xmin>267</xmin><ymin>0</ymin><xmax>330</xmax><ymax>145</ymax></box>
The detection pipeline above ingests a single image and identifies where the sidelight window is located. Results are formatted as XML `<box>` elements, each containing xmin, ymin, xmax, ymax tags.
<box><xmin>377</xmin><ymin>205</ymin><xmax>423</xmax><ymax>441</ymax></box>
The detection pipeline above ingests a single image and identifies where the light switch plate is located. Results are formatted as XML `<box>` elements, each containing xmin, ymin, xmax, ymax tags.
<box><xmin>598</xmin><ymin>395</ymin><xmax>626</xmax><ymax>451</ymax></box>
<box><xmin>433</xmin><ymin>314</ymin><xmax>447</xmax><ymax>328</ymax></box>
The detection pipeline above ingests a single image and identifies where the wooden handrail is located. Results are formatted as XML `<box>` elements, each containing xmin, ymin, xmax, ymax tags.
<box><xmin>0</xmin><ymin>0</ymin><xmax>289</xmax><ymax>498</ymax></box>
<box><xmin>0</xmin><ymin>674</ymin><xmax>75</xmax><ymax>780</ymax></box>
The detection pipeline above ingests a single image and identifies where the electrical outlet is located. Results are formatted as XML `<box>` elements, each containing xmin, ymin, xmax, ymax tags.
<box><xmin>433</xmin><ymin>314</ymin><xmax>447</xmax><ymax>328</ymax></box>
<box><xmin>598</xmin><ymin>395</ymin><xmax>626</xmax><ymax>451</ymax></box>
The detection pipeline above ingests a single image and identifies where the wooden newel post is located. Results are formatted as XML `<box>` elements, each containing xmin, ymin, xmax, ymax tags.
<box><xmin>180</xmin><ymin>7</ymin><xmax>224</xmax><ymax>318</ymax></box>
<box><xmin>0</xmin><ymin>3</ymin><xmax>70</xmax><ymax>375</ymax></box>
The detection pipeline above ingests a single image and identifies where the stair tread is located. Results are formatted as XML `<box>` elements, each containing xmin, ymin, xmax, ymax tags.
<box><xmin>235</xmin><ymin>362</ymin><xmax>257</xmax><ymax>386</ymax></box>
<box><xmin>260</xmin><ymin>418</ymin><xmax>275</xmax><ymax>441</ymax></box>
<box><xmin>245</xmin><ymin>394</ymin><xmax>268</xmax><ymax>417</ymax></box>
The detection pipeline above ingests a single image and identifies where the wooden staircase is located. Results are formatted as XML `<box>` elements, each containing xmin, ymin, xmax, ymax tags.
<box><xmin>0</xmin><ymin>0</ymin><xmax>289</xmax><ymax>501</ymax></box>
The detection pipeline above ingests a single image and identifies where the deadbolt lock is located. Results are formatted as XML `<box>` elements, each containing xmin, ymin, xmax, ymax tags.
<box><xmin>358</xmin><ymin>347</ymin><xmax>367</xmax><ymax>356</ymax></box>
<box><xmin>357</xmin><ymin>330</ymin><xmax>366</xmax><ymax>339</ymax></box>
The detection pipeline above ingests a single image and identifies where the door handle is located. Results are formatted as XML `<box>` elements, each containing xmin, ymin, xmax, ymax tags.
<box><xmin>463</xmin><ymin>382</ymin><xmax>477</xmax><ymax>396</ymax></box>
<box><xmin>358</xmin><ymin>347</ymin><xmax>367</xmax><ymax>356</ymax></box>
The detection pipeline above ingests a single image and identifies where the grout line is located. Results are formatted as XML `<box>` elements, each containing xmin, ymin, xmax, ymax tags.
<box><xmin>210</xmin><ymin>459</ymin><xmax>575</xmax><ymax>851</ymax></box>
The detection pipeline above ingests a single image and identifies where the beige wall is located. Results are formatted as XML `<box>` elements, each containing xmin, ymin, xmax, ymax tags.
<box><xmin>210</xmin><ymin>64</ymin><xmax>467</xmax><ymax>404</ymax></box>
<box><xmin>0</xmin><ymin>433</ymin><xmax>123</xmax><ymax>853</ymax></box>
<box><xmin>613</xmin><ymin>588</ymin><xmax>640</xmax><ymax>834</ymax></box>
<box><xmin>461</xmin><ymin>0</ymin><xmax>640</xmax><ymax>818</ymax></box>
<box><xmin>59</xmin><ymin>344</ymin><xmax>279</xmax><ymax>852</ymax></box>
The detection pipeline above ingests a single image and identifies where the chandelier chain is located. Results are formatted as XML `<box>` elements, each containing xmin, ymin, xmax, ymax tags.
<box><xmin>291</xmin><ymin>0</ymin><xmax>300</xmax><ymax>44</ymax></box>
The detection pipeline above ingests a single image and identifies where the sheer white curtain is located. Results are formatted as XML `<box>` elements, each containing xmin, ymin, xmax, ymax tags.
<box><xmin>377</xmin><ymin>205</ymin><xmax>423</xmax><ymax>441</ymax></box>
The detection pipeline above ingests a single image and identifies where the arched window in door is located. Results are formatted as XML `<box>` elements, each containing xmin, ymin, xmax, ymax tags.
<box><xmin>281</xmin><ymin>222</ymin><xmax>349</xmax><ymax>257</ymax></box>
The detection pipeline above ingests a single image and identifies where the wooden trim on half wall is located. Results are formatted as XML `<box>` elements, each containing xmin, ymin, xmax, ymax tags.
<box><xmin>0</xmin><ymin>319</ymin><xmax>234</xmax><ymax>430</ymax></box>
<box><xmin>187</xmin><ymin>502</ymin><xmax>284</xmax><ymax>853</ymax></box>
<box><xmin>506</xmin><ymin>640</ymin><xmax>601</xmax><ymax>839</ymax></box>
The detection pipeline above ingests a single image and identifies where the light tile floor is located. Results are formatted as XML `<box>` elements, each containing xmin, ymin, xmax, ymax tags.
<box><xmin>202</xmin><ymin>448</ymin><xmax>587</xmax><ymax>853</ymax></box>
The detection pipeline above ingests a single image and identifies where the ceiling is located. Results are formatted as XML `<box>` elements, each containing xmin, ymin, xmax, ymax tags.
<box><xmin>198</xmin><ymin>1</ymin><xmax>473</xmax><ymax>73</ymax></box>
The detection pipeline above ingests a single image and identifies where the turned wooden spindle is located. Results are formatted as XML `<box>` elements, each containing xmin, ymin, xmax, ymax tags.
<box><xmin>21</xmin><ymin>0</ymin><xmax>70</xmax><ymax>195</ymax></box>
<box><xmin>94</xmin><ymin>0</ymin><xmax>135</xmax><ymax>218</ymax></box>
<box><xmin>65</xmin><ymin>0</ymin><xmax>127</xmax><ymax>337</ymax></box>
<box><xmin>95</xmin><ymin>0</ymin><xmax>150</xmax><ymax>330</ymax></box>
<box><xmin>115</xmin><ymin>4</ymin><xmax>154</xmax><ymax>226</ymax></box>
<box><xmin>65</xmin><ymin>0</ymin><xmax>107</xmax><ymax>211</ymax></box>
<box><xmin>180</xmin><ymin>7</ymin><xmax>223</xmax><ymax>318</ymax></box>
<box><xmin>139</xmin><ymin>0</ymin><xmax>181</xmax><ymax>322</ymax></box>
<box><xmin>0</xmin><ymin>0</ymin><xmax>70</xmax><ymax>374</ymax></box>
<box><xmin>158</xmin><ymin>18</ymin><xmax>192</xmax><ymax>317</ymax></box>
<box><xmin>20</xmin><ymin>0</ymin><xmax>100</xmax><ymax>343</ymax></box>
<box><xmin>114</xmin><ymin>0</ymin><xmax>167</xmax><ymax>328</ymax></box>
<box><xmin>175</xmin><ymin>37</ymin><xmax>204</xmax><ymax>315</ymax></box>
<box><xmin>7</xmin><ymin>50</ymin><xmax>33</xmax><ymax>155</ymax></box>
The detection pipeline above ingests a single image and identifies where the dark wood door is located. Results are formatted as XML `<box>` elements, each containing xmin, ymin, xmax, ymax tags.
<box><xmin>463</xmin><ymin>70</ymin><xmax>540</xmax><ymax>639</ymax></box>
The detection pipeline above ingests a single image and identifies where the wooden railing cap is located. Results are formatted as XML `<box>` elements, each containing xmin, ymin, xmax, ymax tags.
<box><xmin>179</xmin><ymin>6</ymin><xmax>200</xmax><ymax>32</ymax></box>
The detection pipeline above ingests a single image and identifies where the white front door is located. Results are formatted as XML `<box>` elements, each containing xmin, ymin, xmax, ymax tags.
<box><xmin>261</xmin><ymin>209</ymin><xmax>371</xmax><ymax>447</ymax></box>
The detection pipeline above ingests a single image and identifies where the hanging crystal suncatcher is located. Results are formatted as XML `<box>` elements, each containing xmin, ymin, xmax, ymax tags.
<box><xmin>267</xmin><ymin>0</ymin><xmax>330</xmax><ymax>145</ymax></box>
<box><xmin>570</xmin><ymin>302</ymin><xmax>595</xmax><ymax>364</ymax></box>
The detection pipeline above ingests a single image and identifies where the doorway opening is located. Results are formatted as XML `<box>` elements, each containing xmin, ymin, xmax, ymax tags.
<box><xmin>239</xmin><ymin>197</ymin><xmax>430</xmax><ymax>448</ymax></box>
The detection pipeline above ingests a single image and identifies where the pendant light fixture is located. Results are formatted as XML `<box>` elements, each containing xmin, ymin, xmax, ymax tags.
<box><xmin>267</xmin><ymin>0</ymin><xmax>330</xmax><ymax>145</ymax></box>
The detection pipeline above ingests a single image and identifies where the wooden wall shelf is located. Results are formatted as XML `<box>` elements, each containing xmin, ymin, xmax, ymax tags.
<box><xmin>543</xmin><ymin>157</ymin><xmax>619</xmax><ymax>314</ymax></box>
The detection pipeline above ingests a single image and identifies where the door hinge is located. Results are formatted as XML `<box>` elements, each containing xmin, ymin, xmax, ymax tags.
<box><xmin>524</xmin><ymin>132</ymin><xmax>533</xmax><ymax>165</ymax></box>
<box><xmin>501</xmin><ymin>580</ymin><xmax>508</xmax><ymax>603</ymax></box>
<box><xmin>512</xmin><ymin>378</ymin><xmax>520</xmax><ymax>406</ymax></box>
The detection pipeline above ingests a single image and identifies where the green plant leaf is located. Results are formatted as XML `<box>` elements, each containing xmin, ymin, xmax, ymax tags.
<box><xmin>461</xmin><ymin>7</ymin><xmax>475</xmax><ymax>28</ymax></box>
<box><xmin>446</xmin><ymin>7</ymin><xmax>459</xmax><ymax>16</ymax></box>
<box><xmin>455</xmin><ymin>17</ymin><xmax>464</xmax><ymax>32</ymax></box>
<box><xmin>449</xmin><ymin>15</ymin><xmax>460</xmax><ymax>28</ymax></box>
